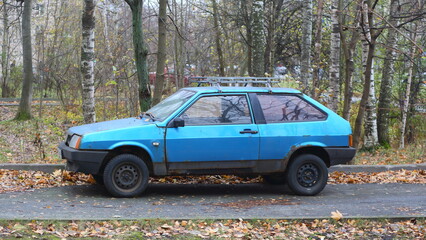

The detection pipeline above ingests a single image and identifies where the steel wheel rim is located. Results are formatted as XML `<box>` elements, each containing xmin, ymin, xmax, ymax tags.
<box><xmin>113</xmin><ymin>163</ymin><xmax>141</xmax><ymax>191</ymax></box>
<box><xmin>296</xmin><ymin>163</ymin><xmax>319</xmax><ymax>187</ymax></box>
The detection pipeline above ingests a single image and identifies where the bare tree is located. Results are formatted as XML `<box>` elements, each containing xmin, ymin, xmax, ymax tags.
<box><xmin>400</xmin><ymin>24</ymin><xmax>419</xmax><ymax>149</ymax></box>
<box><xmin>377</xmin><ymin>0</ymin><xmax>399</xmax><ymax>146</ymax></box>
<box><xmin>15</xmin><ymin>0</ymin><xmax>34</xmax><ymax>120</ymax></box>
<box><xmin>252</xmin><ymin>0</ymin><xmax>265</xmax><ymax>77</ymax></box>
<box><xmin>124</xmin><ymin>0</ymin><xmax>151</xmax><ymax>111</ymax></box>
<box><xmin>300</xmin><ymin>0</ymin><xmax>312</xmax><ymax>89</ymax></box>
<box><xmin>152</xmin><ymin>0</ymin><xmax>167</xmax><ymax>105</ymax></box>
<box><xmin>328</xmin><ymin>0</ymin><xmax>340</xmax><ymax>111</ymax></box>
<box><xmin>211</xmin><ymin>0</ymin><xmax>225</xmax><ymax>76</ymax></box>
<box><xmin>81</xmin><ymin>0</ymin><xmax>96</xmax><ymax>123</ymax></box>
<box><xmin>311</xmin><ymin>0</ymin><xmax>324</xmax><ymax>98</ymax></box>
<box><xmin>1</xmin><ymin>0</ymin><xmax>11</xmax><ymax>98</ymax></box>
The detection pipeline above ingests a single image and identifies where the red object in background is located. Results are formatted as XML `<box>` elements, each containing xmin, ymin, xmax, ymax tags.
<box><xmin>149</xmin><ymin>67</ymin><xmax>190</xmax><ymax>86</ymax></box>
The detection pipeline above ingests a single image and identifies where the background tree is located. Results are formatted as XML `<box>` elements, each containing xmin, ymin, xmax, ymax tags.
<box><xmin>377</xmin><ymin>0</ymin><xmax>399</xmax><ymax>147</ymax></box>
<box><xmin>300</xmin><ymin>0</ymin><xmax>312</xmax><ymax>89</ymax></box>
<box><xmin>251</xmin><ymin>0</ymin><xmax>265</xmax><ymax>77</ymax></box>
<box><xmin>152</xmin><ymin>0</ymin><xmax>167</xmax><ymax>105</ymax></box>
<box><xmin>81</xmin><ymin>0</ymin><xmax>96</xmax><ymax>123</ymax></box>
<box><xmin>15</xmin><ymin>0</ymin><xmax>34</xmax><ymax>120</ymax></box>
<box><xmin>124</xmin><ymin>0</ymin><xmax>151</xmax><ymax>112</ymax></box>
<box><xmin>328</xmin><ymin>0</ymin><xmax>340</xmax><ymax>111</ymax></box>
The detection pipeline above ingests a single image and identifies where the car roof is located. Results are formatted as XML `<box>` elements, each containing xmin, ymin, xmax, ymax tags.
<box><xmin>183</xmin><ymin>87</ymin><xmax>302</xmax><ymax>94</ymax></box>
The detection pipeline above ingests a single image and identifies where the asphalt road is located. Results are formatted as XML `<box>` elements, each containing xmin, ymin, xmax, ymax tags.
<box><xmin>1</xmin><ymin>183</ymin><xmax>425</xmax><ymax>220</ymax></box>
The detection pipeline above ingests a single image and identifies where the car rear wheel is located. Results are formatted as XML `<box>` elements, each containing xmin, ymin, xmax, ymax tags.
<box><xmin>103</xmin><ymin>154</ymin><xmax>149</xmax><ymax>198</ymax></box>
<box><xmin>286</xmin><ymin>154</ymin><xmax>328</xmax><ymax>196</ymax></box>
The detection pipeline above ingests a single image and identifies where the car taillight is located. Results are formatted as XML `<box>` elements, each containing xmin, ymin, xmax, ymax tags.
<box><xmin>349</xmin><ymin>135</ymin><xmax>353</xmax><ymax>147</ymax></box>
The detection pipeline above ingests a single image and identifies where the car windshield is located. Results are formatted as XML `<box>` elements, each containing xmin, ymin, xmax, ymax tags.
<box><xmin>146</xmin><ymin>89</ymin><xmax>195</xmax><ymax>121</ymax></box>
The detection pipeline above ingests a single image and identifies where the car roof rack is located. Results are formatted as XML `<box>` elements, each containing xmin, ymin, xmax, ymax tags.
<box><xmin>189</xmin><ymin>77</ymin><xmax>282</xmax><ymax>93</ymax></box>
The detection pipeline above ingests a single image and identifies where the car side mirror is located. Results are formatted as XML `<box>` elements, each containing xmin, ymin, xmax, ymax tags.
<box><xmin>168</xmin><ymin>117</ymin><xmax>185</xmax><ymax>128</ymax></box>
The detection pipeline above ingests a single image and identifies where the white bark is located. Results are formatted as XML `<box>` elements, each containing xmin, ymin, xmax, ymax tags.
<box><xmin>300</xmin><ymin>0</ymin><xmax>313</xmax><ymax>89</ymax></box>
<box><xmin>329</xmin><ymin>0</ymin><xmax>340</xmax><ymax>112</ymax></box>
<box><xmin>361</xmin><ymin>1</ymin><xmax>378</xmax><ymax>148</ymax></box>
<box><xmin>400</xmin><ymin>25</ymin><xmax>418</xmax><ymax>149</ymax></box>
<box><xmin>252</xmin><ymin>0</ymin><xmax>265</xmax><ymax>77</ymax></box>
<box><xmin>81</xmin><ymin>0</ymin><xmax>96</xmax><ymax>123</ymax></box>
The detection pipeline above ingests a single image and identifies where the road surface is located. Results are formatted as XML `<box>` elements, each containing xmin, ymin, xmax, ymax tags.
<box><xmin>1</xmin><ymin>183</ymin><xmax>425</xmax><ymax>220</ymax></box>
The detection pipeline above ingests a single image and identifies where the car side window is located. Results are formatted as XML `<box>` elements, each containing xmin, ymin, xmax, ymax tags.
<box><xmin>257</xmin><ymin>94</ymin><xmax>327</xmax><ymax>123</ymax></box>
<box><xmin>181</xmin><ymin>95</ymin><xmax>252</xmax><ymax>125</ymax></box>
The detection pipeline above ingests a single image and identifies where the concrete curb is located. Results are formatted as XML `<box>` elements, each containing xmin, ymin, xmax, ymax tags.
<box><xmin>0</xmin><ymin>164</ymin><xmax>64</xmax><ymax>173</ymax></box>
<box><xmin>0</xmin><ymin>163</ymin><xmax>425</xmax><ymax>174</ymax></box>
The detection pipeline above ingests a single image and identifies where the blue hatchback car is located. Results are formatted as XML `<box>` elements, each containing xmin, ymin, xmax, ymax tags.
<box><xmin>59</xmin><ymin>78</ymin><xmax>356</xmax><ymax>197</ymax></box>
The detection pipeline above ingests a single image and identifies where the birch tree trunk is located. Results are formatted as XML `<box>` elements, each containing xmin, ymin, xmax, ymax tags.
<box><xmin>81</xmin><ymin>0</ymin><xmax>96</xmax><ymax>123</ymax></box>
<box><xmin>361</xmin><ymin>3</ymin><xmax>378</xmax><ymax>148</ymax></box>
<box><xmin>353</xmin><ymin>0</ymin><xmax>379</xmax><ymax>148</ymax></box>
<box><xmin>15</xmin><ymin>0</ymin><xmax>34</xmax><ymax>120</ymax></box>
<box><xmin>312</xmin><ymin>0</ymin><xmax>324</xmax><ymax>98</ymax></box>
<box><xmin>211</xmin><ymin>0</ymin><xmax>225</xmax><ymax>76</ymax></box>
<box><xmin>1</xmin><ymin>0</ymin><xmax>10</xmax><ymax>98</ymax></box>
<box><xmin>252</xmin><ymin>0</ymin><xmax>265</xmax><ymax>77</ymax></box>
<box><xmin>125</xmin><ymin>0</ymin><xmax>151</xmax><ymax>111</ymax></box>
<box><xmin>152</xmin><ymin>0</ymin><xmax>167</xmax><ymax>105</ymax></box>
<box><xmin>378</xmin><ymin>0</ymin><xmax>399</xmax><ymax>146</ymax></box>
<box><xmin>300</xmin><ymin>0</ymin><xmax>313</xmax><ymax>90</ymax></box>
<box><xmin>400</xmin><ymin>25</ymin><xmax>418</xmax><ymax>149</ymax></box>
<box><xmin>329</xmin><ymin>0</ymin><xmax>340</xmax><ymax>111</ymax></box>
<box><xmin>363</xmin><ymin>58</ymin><xmax>379</xmax><ymax>148</ymax></box>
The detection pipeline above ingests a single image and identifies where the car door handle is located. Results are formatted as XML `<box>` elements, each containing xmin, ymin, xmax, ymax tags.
<box><xmin>240</xmin><ymin>129</ymin><xmax>258</xmax><ymax>134</ymax></box>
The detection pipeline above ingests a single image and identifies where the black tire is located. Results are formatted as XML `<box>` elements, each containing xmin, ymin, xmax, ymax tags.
<box><xmin>103</xmin><ymin>154</ymin><xmax>149</xmax><ymax>198</ymax></box>
<box><xmin>262</xmin><ymin>173</ymin><xmax>286</xmax><ymax>185</ymax></box>
<box><xmin>285</xmin><ymin>154</ymin><xmax>328</xmax><ymax>196</ymax></box>
<box><xmin>92</xmin><ymin>174</ymin><xmax>104</xmax><ymax>185</ymax></box>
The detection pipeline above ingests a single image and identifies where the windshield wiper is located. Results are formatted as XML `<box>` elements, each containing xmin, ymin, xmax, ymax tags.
<box><xmin>139</xmin><ymin>112</ymin><xmax>156</xmax><ymax>121</ymax></box>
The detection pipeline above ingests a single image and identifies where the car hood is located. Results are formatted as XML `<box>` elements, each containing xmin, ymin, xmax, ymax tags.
<box><xmin>68</xmin><ymin>118</ymin><xmax>155</xmax><ymax>136</ymax></box>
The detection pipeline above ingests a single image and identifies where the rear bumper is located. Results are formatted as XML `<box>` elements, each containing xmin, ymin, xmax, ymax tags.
<box><xmin>59</xmin><ymin>142</ymin><xmax>109</xmax><ymax>174</ymax></box>
<box><xmin>325</xmin><ymin>147</ymin><xmax>357</xmax><ymax>166</ymax></box>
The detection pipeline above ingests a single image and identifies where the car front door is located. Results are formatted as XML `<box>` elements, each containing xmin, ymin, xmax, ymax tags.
<box><xmin>165</xmin><ymin>94</ymin><xmax>259</xmax><ymax>170</ymax></box>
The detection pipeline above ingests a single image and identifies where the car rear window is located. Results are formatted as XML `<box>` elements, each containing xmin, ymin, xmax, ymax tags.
<box><xmin>257</xmin><ymin>94</ymin><xmax>327</xmax><ymax>123</ymax></box>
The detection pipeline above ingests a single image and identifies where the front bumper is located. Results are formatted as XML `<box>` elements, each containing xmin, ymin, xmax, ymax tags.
<box><xmin>325</xmin><ymin>147</ymin><xmax>357</xmax><ymax>166</ymax></box>
<box><xmin>59</xmin><ymin>142</ymin><xmax>109</xmax><ymax>174</ymax></box>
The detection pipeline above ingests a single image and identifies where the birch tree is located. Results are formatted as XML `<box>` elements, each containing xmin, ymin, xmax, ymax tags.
<box><xmin>15</xmin><ymin>0</ymin><xmax>34</xmax><ymax>120</ymax></box>
<box><xmin>353</xmin><ymin>0</ymin><xmax>382</xmax><ymax>148</ymax></box>
<box><xmin>152</xmin><ymin>0</ymin><xmax>167</xmax><ymax>105</ymax></box>
<box><xmin>81</xmin><ymin>0</ymin><xmax>96</xmax><ymax>123</ymax></box>
<box><xmin>124</xmin><ymin>0</ymin><xmax>151</xmax><ymax>111</ymax></box>
<box><xmin>329</xmin><ymin>0</ymin><xmax>340</xmax><ymax>112</ymax></box>
<box><xmin>300</xmin><ymin>0</ymin><xmax>312</xmax><ymax>90</ymax></box>
<box><xmin>400</xmin><ymin>24</ymin><xmax>419</xmax><ymax>149</ymax></box>
<box><xmin>252</xmin><ymin>0</ymin><xmax>265</xmax><ymax>77</ymax></box>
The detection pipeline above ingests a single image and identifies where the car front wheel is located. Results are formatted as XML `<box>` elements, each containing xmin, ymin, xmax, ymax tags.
<box><xmin>286</xmin><ymin>154</ymin><xmax>328</xmax><ymax>196</ymax></box>
<box><xmin>103</xmin><ymin>154</ymin><xmax>149</xmax><ymax>198</ymax></box>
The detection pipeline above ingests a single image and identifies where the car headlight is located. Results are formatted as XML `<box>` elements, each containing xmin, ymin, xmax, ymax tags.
<box><xmin>68</xmin><ymin>134</ymin><xmax>82</xmax><ymax>149</ymax></box>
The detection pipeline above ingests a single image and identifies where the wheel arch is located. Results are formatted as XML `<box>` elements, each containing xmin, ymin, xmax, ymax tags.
<box><xmin>285</xmin><ymin>145</ymin><xmax>330</xmax><ymax>169</ymax></box>
<box><xmin>100</xmin><ymin>145</ymin><xmax>154</xmax><ymax>175</ymax></box>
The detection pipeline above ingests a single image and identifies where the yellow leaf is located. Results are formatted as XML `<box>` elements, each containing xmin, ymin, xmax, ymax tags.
<box><xmin>331</xmin><ymin>210</ymin><xmax>343</xmax><ymax>221</ymax></box>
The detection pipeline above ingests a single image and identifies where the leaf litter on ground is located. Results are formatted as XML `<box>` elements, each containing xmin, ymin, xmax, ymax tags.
<box><xmin>0</xmin><ymin>169</ymin><xmax>425</xmax><ymax>194</ymax></box>
<box><xmin>0</xmin><ymin>218</ymin><xmax>424</xmax><ymax>239</ymax></box>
